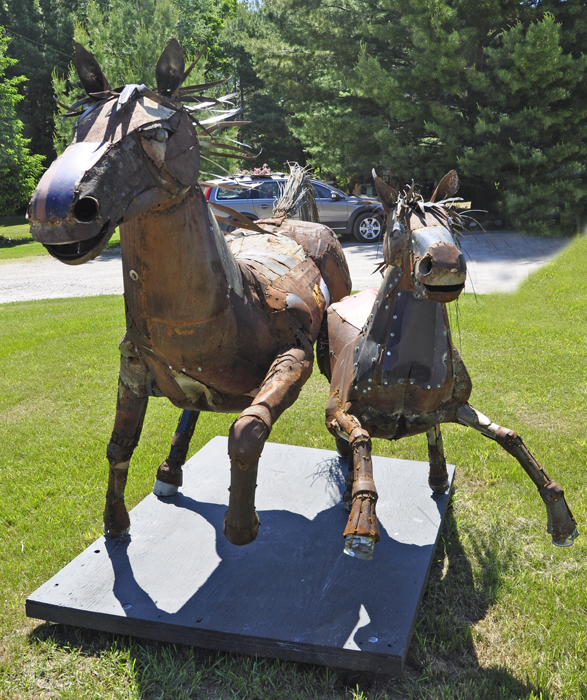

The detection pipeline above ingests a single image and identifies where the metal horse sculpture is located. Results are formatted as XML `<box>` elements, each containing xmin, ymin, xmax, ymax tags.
<box><xmin>317</xmin><ymin>170</ymin><xmax>578</xmax><ymax>560</ymax></box>
<box><xmin>28</xmin><ymin>40</ymin><xmax>351</xmax><ymax>546</ymax></box>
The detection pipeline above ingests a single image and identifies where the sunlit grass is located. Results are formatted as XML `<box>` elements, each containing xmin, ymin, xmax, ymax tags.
<box><xmin>0</xmin><ymin>237</ymin><xmax>586</xmax><ymax>698</ymax></box>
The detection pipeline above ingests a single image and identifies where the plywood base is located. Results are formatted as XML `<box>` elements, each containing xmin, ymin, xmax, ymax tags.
<box><xmin>27</xmin><ymin>437</ymin><xmax>454</xmax><ymax>675</ymax></box>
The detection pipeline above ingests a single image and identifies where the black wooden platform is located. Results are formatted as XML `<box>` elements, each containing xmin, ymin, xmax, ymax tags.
<box><xmin>26</xmin><ymin>437</ymin><xmax>454</xmax><ymax>675</ymax></box>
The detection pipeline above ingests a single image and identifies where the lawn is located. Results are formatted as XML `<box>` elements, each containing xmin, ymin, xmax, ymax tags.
<box><xmin>0</xmin><ymin>216</ymin><xmax>120</xmax><ymax>262</ymax></box>
<box><xmin>0</xmin><ymin>237</ymin><xmax>586</xmax><ymax>699</ymax></box>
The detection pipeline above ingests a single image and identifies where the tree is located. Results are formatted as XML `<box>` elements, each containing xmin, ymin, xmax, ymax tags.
<box><xmin>216</xmin><ymin>2</ymin><xmax>305</xmax><ymax>171</ymax></box>
<box><xmin>0</xmin><ymin>0</ymin><xmax>77</xmax><ymax>161</ymax></box>
<box><xmin>244</xmin><ymin>0</ymin><xmax>587</xmax><ymax>233</ymax></box>
<box><xmin>0</xmin><ymin>30</ymin><xmax>44</xmax><ymax>215</ymax></box>
<box><xmin>459</xmin><ymin>14</ymin><xmax>587</xmax><ymax>234</ymax></box>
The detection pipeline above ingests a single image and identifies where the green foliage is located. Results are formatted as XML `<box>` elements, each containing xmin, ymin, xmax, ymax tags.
<box><xmin>244</xmin><ymin>0</ymin><xmax>587</xmax><ymax>233</ymax></box>
<box><xmin>216</xmin><ymin>2</ymin><xmax>305</xmax><ymax>172</ymax></box>
<box><xmin>0</xmin><ymin>0</ymin><xmax>76</xmax><ymax>161</ymax></box>
<box><xmin>0</xmin><ymin>31</ymin><xmax>44</xmax><ymax>216</ymax></box>
<box><xmin>459</xmin><ymin>14</ymin><xmax>587</xmax><ymax>235</ymax></box>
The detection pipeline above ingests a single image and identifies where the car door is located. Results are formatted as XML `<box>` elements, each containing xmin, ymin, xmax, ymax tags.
<box><xmin>252</xmin><ymin>180</ymin><xmax>281</xmax><ymax>219</ymax></box>
<box><xmin>312</xmin><ymin>182</ymin><xmax>349</xmax><ymax>232</ymax></box>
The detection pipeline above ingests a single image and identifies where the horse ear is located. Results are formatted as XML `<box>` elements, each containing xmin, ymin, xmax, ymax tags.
<box><xmin>430</xmin><ymin>170</ymin><xmax>459</xmax><ymax>203</ymax></box>
<box><xmin>372</xmin><ymin>169</ymin><xmax>398</xmax><ymax>213</ymax></box>
<box><xmin>156</xmin><ymin>38</ymin><xmax>185</xmax><ymax>96</ymax></box>
<box><xmin>75</xmin><ymin>43</ymin><xmax>111</xmax><ymax>96</ymax></box>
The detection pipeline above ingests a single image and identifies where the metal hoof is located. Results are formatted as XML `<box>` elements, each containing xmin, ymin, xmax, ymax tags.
<box><xmin>343</xmin><ymin>534</ymin><xmax>375</xmax><ymax>560</ymax></box>
<box><xmin>103</xmin><ymin>524</ymin><xmax>131</xmax><ymax>538</ymax></box>
<box><xmin>552</xmin><ymin>528</ymin><xmax>580</xmax><ymax>547</ymax></box>
<box><xmin>428</xmin><ymin>476</ymin><xmax>449</xmax><ymax>494</ymax></box>
<box><xmin>153</xmin><ymin>479</ymin><xmax>178</xmax><ymax>497</ymax></box>
<box><xmin>223</xmin><ymin>511</ymin><xmax>260</xmax><ymax>546</ymax></box>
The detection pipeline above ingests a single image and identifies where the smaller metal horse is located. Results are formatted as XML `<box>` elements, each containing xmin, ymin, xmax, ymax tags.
<box><xmin>317</xmin><ymin>170</ymin><xmax>579</xmax><ymax>560</ymax></box>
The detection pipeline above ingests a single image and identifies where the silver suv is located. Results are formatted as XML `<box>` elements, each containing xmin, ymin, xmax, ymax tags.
<box><xmin>206</xmin><ymin>174</ymin><xmax>384</xmax><ymax>243</ymax></box>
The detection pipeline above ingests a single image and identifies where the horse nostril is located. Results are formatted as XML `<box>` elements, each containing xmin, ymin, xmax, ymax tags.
<box><xmin>419</xmin><ymin>254</ymin><xmax>433</xmax><ymax>276</ymax></box>
<box><xmin>458</xmin><ymin>253</ymin><xmax>467</xmax><ymax>274</ymax></box>
<box><xmin>73</xmin><ymin>196</ymin><xmax>99</xmax><ymax>222</ymax></box>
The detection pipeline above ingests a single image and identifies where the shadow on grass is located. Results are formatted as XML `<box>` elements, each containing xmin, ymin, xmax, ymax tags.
<box><xmin>28</xmin><ymin>502</ymin><xmax>544</xmax><ymax>700</ymax></box>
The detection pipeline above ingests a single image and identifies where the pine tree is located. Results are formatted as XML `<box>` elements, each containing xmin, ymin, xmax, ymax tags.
<box><xmin>459</xmin><ymin>14</ymin><xmax>587</xmax><ymax>234</ymax></box>
<box><xmin>245</xmin><ymin>0</ymin><xmax>587</xmax><ymax>232</ymax></box>
<box><xmin>0</xmin><ymin>30</ymin><xmax>44</xmax><ymax>215</ymax></box>
<box><xmin>0</xmin><ymin>0</ymin><xmax>76</xmax><ymax>161</ymax></box>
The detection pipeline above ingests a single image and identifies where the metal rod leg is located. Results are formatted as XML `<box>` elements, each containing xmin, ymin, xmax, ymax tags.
<box><xmin>154</xmin><ymin>410</ymin><xmax>200</xmax><ymax>497</ymax></box>
<box><xmin>456</xmin><ymin>403</ymin><xmax>579</xmax><ymax>546</ymax></box>
<box><xmin>334</xmin><ymin>410</ymin><xmax>380</xmax><ymax>560</ymax></box>
<box><xmin>427</xmin><ymin>423</ymin><xmax>449</xmax><ymax>494</ymax></box>
<box><xmin>104</xmin><ymin>378</ymin><xmax>148</xmax><ymax>537</ymax></box>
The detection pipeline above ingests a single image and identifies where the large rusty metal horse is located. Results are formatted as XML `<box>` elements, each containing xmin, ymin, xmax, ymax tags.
<box><xmin>318</xmin><ymin>170</ymin><xmax>578</xmax><ymax>560</ymax></box>
<box><xmin>28</xmin><ymin>40</ymin><xmax>351</xmax><ymax>546</ymax></box>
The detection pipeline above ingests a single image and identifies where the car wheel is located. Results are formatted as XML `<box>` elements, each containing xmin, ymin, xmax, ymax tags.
<box><xmin>353</xmin><ymin>212</ymin><xmax>383</xmax><ymax>243</ymax></box>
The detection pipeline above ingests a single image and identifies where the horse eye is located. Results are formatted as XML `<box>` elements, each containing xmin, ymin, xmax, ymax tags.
<box><xmin>155</xmin><ymin>129</ymin><xmax>169</xmax><ymax>143</ymax></box>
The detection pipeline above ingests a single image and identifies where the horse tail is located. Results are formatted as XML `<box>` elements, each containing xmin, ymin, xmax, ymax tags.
<box><xmin>272</xmin><ymin>163</ymin><xmax>320</xmax><ymax>223</ymax></box>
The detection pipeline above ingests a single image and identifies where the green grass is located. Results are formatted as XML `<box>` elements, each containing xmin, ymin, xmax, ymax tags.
<box><xmin>0</xmin><ymin>216</ymin><xmax>121</xmax><ymax>261</ymax></box>
<box><xmin>1</xmin><ymin>238</ymin><xmax>587</xmax><ymax>699</ymax></box>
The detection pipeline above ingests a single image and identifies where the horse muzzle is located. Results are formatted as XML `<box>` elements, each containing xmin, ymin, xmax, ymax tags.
<box><xmin>412</xmin><ymin>229</ymin><xmax>466</xmax><ymax>303</ymax></box>
<box><xmin>28</xmin><ymin>142</ymin><xmax>117</xmax><ymax>264</ymax></box>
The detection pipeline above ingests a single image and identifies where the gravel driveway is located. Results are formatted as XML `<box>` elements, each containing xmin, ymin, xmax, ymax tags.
<box><xmin>0</xmin><ymin>232</ymin><xmax>569</xmax><ymax>304</ymax></box>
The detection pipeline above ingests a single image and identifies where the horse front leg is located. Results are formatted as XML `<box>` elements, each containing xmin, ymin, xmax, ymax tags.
<box><xmin>104</xmin><ymin>356</ymin><xmax>148</xmax><ymax>537</ymax></box>
<box><xmin>332</xmin><ymin>411</ymin><xmax>380</xmax><ymax>561</ymax></box>
<box><xmin>427</xmin><ymin>423</ymin><xmax>450</xmax><ymax>494</ymax></box>
<box><xmin>223</xmin><ymin>346</ymin><xmax>313</xmax><ymax>546</ymax></box>
<box><xmin>456</xmin><ymin>403</ymin><xmax>579</xmax><ymax>546</ymax></box>
<box><xmin>154</xmin><ymin>410</ymin><xmax>200</xmax><ymax>496</ymax></box>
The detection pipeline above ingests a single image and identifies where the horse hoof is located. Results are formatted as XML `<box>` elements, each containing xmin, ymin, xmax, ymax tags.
<box><xmin>153</xmin><ymin>479</ymin><xmax>178</xmax><ymax>497</ymax></box>
<box><xmin>223</xmin><ymin>511</ymin><xmax>260</xmax><ymax>546</ymax></box>
<box><xmin>428</xmin><ymin>476</ymin><xmax>449</xmax><ymax>494</ymax></box>
<box><xmin>552</xmin><ymin>527</ymin><xmax>580</xmax><ymax>547</ymax></box>
<box><xmin>103</xmin><ymin>524</ymin><xmax>131</xmax><ymax>538</ymax></box>
<box><xmin>344</xmin><ymin>534</ymin><xmax>376</xmax><ymax>560</ymax></box>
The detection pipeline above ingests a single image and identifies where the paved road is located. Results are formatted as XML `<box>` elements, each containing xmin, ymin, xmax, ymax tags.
<box><xmin>0</xmin><ymin>232</ymin><xmax>569</xmax><ymax>304</ymax></box>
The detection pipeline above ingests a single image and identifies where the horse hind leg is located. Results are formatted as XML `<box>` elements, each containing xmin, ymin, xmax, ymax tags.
<box><xmin>154</xmin><ymin>410</ymin><xmax>200</xmax><ymax>497</ymax></box>
<box><xmin>456</xmin><ymin>403</ymin><xmax>579</xmax><ymax>547</ymax></box>
<box><xmin>427</xmin><ymin>423</ymin><xmax>450</xmax><ymax>494</ymax></box>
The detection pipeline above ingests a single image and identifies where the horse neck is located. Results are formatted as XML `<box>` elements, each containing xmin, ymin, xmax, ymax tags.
<box><xmin>119</xmin><ymin>187</ymin><xmax>242</xmax><ymax>330</ymax></box>
<box><xmin>353</xmin><ymin>265</ymin><xmax>452</xmax><ymax>390</ymax></box>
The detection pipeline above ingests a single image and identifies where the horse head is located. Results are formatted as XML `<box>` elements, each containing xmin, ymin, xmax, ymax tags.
<box><xmin>28</xmin><ymin>40</ymin><xmax>204</xmax><ymax>264</ymax></box>
<box><xmin>373</xmin><ymin>169</ymin><xmax>467</xmax><ymax>303</ymax></box>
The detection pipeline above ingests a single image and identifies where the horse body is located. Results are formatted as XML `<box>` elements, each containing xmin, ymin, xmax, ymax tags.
<box><xmin>28</xmin><ymin>41</ymin><xmax>351</xmax><ymax>547</ymax></box>
<box><xmin>319</xmin><ymin>170</ymin><xmax>578</xmax><ymax>560</ymax></box>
